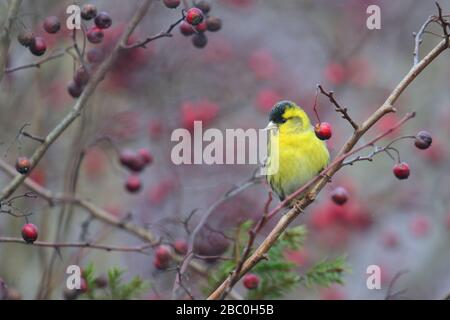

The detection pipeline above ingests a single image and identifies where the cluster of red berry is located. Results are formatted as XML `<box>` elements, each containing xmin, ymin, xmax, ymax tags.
<box><xmin>176</xmin><ymin>1</ymin><xmax>222</xmax><ymax>48</ymax></box>
<box><xmin>153</xmin><ymin>239</ymin><xmax>188</xmax><ymax>270</ymax></box>
<box><xmin>119</xmin><ymin>148</ymin><xmax>153</xmax><ymax>193</ymax></box>
<box><xmin>16</xmin><ymin>16</ymin><xmax>61</xmax><ymax>56</ymax></box>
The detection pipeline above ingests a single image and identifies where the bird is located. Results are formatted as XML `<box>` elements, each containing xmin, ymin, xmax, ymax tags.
<box><xmin>263</xmin><ymin>100</ymin><xmax>330</xmax><ymax>202</ymax></box>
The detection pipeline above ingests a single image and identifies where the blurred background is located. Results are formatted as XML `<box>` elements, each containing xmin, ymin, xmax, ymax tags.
<box><xmin>0</xmin><ymin>0</ymin><xmax>450</xmax><ymax>300</ymax></box>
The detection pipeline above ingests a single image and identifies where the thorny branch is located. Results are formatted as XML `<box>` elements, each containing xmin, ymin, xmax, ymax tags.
<box><xmin>317</xmin><ymin>84</ymin><xmax>359</xmax><ymax>130</ymax></box>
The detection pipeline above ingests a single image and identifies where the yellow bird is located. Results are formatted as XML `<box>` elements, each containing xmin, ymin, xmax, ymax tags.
<box><xmin>264</xmin><ymin>101</ymin><xmax>330</xmax><ymax>201</ymax></box>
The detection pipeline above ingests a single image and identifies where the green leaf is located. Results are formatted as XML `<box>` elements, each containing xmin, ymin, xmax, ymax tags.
<box><xmin>300</xmin><ymin>255</ymin><xmax>349</xmax><ymax>289</ymax></box>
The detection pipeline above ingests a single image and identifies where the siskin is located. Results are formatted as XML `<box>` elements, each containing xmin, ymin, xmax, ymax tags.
<box><xmin>264</xmin><ymin>101</ymin><xmax>330</xmax><ymax>201</ymax></box>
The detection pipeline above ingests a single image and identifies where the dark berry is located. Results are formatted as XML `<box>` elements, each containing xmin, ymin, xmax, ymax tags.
<box><xmin>17</xmin><ymin>31</ymin><xmax>35</xmax><ymax>47</ymax></box>
<box><xmin>314</xmin><ymin>122</ymin><xmax>332</xmax><ymax>140</ymax></box>
<box><xmin>173</xmin><ymin>239</ymin><xmax>188</xmax><ymax>255</ymax></box>
<box><xmin>74</xmin><ymin>67</ymin><xmax>90</xmax><ymax>86</ymax></box>
<box><xmin>206</xmin><ymin>16</ymin><xmax>222</xmax><ymax>32</ymax></box>
<box><xmin>125</xmin><ymin>175</ymin><xmax>142</xmax><ymax>193</ymax></box>
<box><xmin>43</xmin><ymin>16</ymin><xmax>61</xmax><ymax>34</ymax></box>
<box><xmin>119</xmin><ymin>150</ymin><xmax>145</xmax><ymax>172</ymax></box>
<box><xmin>393</xmin><ymin>162</ymin><xmax>410</xmax><ymax>180</ymax></box>
<box><xmin>67</xmin><ymin>80</ymin><xmax>83</xmax><ymax>98</ymax></box>
<box><xmin>29</xmin><ymin>37</ymin><xmax>46</xmax><ymax>56</ymax></box>
<box><xmin>331</xmin><ymin>187</ymin><xmax>349</xmax><ymax>205</ymax></box>
<box><xmin>94</xmin><ymin>12</ymin><xmax>112</xmax><ymax>29</ymax></box>
<box><xmin>154</xmin><ymin>258</ymin><xmax>169</xmax><ymax>270</ymax></box>
<box><xmin>81</xmin><ymin>4</ymin><xmax>97</xmax><ymax>20</ymax></box>
<box><xmin>195</xmin><ymin>1</ymin><xmax>211</xmax><ymax>14</ymax></box>
<box><xmin>15</xmin><ymin>157</ymin><xmax>31</xmax><ymax>174</ymax></box>
<box><xmin>186</xmin><ymin>8</ymin><xmax>204</xmax><ymax>26</ymax></box>
<box><xmin>243</xmin><ymin>273</ymin><xmax>259</xmax><ymax>289</ymax></box>
<box><xmin>195</xmin><ymin>21</ymin><xmax>207</xmax><ymax>33</ymax></box>
<box><xmin>192</xmin><ymin>33</ymin><xmax>208</xmax><ymax>48</ymax></box>
<box><xmin>179</xmin><ymin>22</ymin><xmax>195</xmax><ymax>36</ymax></box>
<box><xmin>414</xmin><ymin>131</ymin><xmax>432</xmax><ymax>150</ymax></box>
<box><xmin>86</xmin><ymin>48</ymin><xmax>104</xmax><ymax>64</ymax></box>
<box><xmin>21</xmin><ymin>223</ymin><xmax>38</xmax><ymax>243</ymax></box>
<box><xmin>163</xmin><ymin>0</ymin><xmax>181</xmax><ymax>9</ymax></box>
<box><xmin>137</xmin><ymin>148</ymin><xmax>153</xmax><ymax>165</ymax></box>
<box><xmin>87</xmin><ymin>27</ymin><xmax>104</xmax><ymax>44</ymax></box>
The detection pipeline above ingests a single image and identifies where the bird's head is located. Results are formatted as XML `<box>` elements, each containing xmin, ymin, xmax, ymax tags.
<box><xmin>264</xmin><ymin>100</ymin><xmax>311</xmax><ymax>134</ymax></box>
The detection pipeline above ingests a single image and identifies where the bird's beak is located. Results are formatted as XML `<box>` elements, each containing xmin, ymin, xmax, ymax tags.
<box><xmin>263</xmin><ymin>121</ymin><xmax>277</xmax><ymax>131</ymax></box>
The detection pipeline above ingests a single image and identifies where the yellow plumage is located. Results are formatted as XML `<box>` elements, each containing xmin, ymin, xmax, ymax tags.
<box><xmin>265</xmin><ymin>101</ymin><xmax>330</xmax><ymax>201</ymax></box>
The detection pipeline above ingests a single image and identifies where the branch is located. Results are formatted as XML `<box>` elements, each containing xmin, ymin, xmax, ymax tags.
<box><xmin>317</xmin><ymin>84</ymin><xmax>359</xmax><ymax>130</ymax></box>
<box><xmin>413</xmin><ymin>15</ymin><xmax>435</xmax><ymax>65</ymax></box>
<box><xmin>0</xmin><ymin>237</ymin><xmax>154</xmax><ymax>253</ymax></box>
<box><xmin>0</xmin><ymin>0</ymin><xmax>22</xmax><ymax>82</ymax></box>
<box><xmin>207</xmin><ymin>22</ymin><xmax>450</xmax><ymax>300</ymax></box>
<box><xmin>0</xmin><ymin>158</ymin><xmax>206</xmax><ymax>275</ymax></box>
<box><xmin>0</xmin><ymin>0</ymin><xmax>155</xmax><ymax>201</ymax></box>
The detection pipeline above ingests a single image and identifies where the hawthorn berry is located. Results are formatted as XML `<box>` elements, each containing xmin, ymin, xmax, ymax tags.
<box><xmin>173</xmin><ymin>239</ymin><xmax>188</xmax><ymax>255</ymax></box>
<box><xmin>195</xmin><ymin>21</ymin><xmax>208</xmax><ymax>33</ymax></box>
<box><xmin>94</xmin><ymin>12</ymin><xmax>112</xmax><ymax>29</ymax></box>
<box><xmin>163</xmin><ymin>0</ymin><xmax>181</xmax><ymax>9</ymax></box>
<box><xmin>74</xmin><ymin>67</ymin><xmax>90</xmax><ymax>86</ymax></box>
<box><xmin>414</xmin><ymin>131</ymin><xmax>432</xmax><ymax>150</ymax></box>
<box><xmin>81</xmin><ymin>4</ymin><xmax>97</xmax><ymax>20</ymax></box>
<box><xmin>192</xmin><ymin>33</ymin><xmax>208</xmax><ymax>48</ymax></box>
<box><xmin>17</xmin><ymin>31</ymin><xmax>35</xmax><ymax>47</ymax></box>
<box><xmin>125</xmin><ymin>175</ymin><xmax>142</xmax><ymax>193</ymax></box>
<box><xmin>179</xmin><ymin>22</ymin><xmax>195</xmax><ymax>36</ymax></box>
<box><xmin>185</xmin><ymin>8</ymin><xmax>204</xmax><ymax>26</ymax></box>
<box><xmin>154</xmin><ymin>257</ymin><xmax>169</xmax><ymax>270</ymax></box>
<box><xmin>15</xmin><ymin>157</ymin><xmax>31</xmax><ymax>174</ymax></box>
<box><xmin>21</xmin><ymin>223</ymin><xmax>38</xmax><ymax>243</ymax></box>
<box><xmin>314</xmin><ymin>122</ymin><xmax>332</xmax><ymax>140</ymax></box>
<box><xmin>43</xmin><ymin>16</ymin><xmax>61</xmax><ymax>34</ymax></box>
<box><xmin>393</xmin><ymin>162</ymin><xmax>410</xmax><ymax>180</ymax></box>
<box><xmin>331</xmin><ymin>187</ymin><xmax>349</xmax><ymax>206</ymax></box>
<box><xmin>87</xmin><ymin>27</ymin><xmax>104</xmax><ymax>44</ymax></box>
<box><xmin>137</xmin><ymin>148</ymin><xmax>153</xmax><ymax>165</ymax></box>
<box><xmin>206</xmin><ymin>16</ymin><xmax>222</xmax><ymax>32</ymax></box>
<box><xmin>67</xmin><ymin>80</ymin><xmax>83</xmax><ymax>98</ymax></box>
<box><xmin>195</xmin><ymin>0</ymin><xmax>211</xmax><ymax>14</ymax></box>
<box><xmin>29</xmin><ymin>37</ymin><xmax>46</xmax><ymax>56</ymax></box>
<box><xmin>243</xmin><ymin>273</ymin><xmax>260</xmax><ymax>290</ymax></box>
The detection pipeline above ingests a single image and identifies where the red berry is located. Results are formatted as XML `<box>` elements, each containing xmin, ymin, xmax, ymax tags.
<box><xmin>410</xmin><ymin>215</ymin><xmax>430</xmax><ymax>237</ymax></box>
<box><xmin>185</xmin><ymin>8</ymin><xmax>204</xmax><ymax>26</ymax></box>
<box><xmin>81</xmin><ymin>4</ymin><xmax>97</xmax><ymax>20</ymax></box>
<box><xmin>173</xmin><ymin>239</ymin><xmax>188</xmax><ymax>255</ymax></box>
<box><xmin>192</xmin><ymin>33</ymin><xmax>208</xmax><ymax>48</ymax></box>
<box><xmin>195</xmin><ymin>1</ymin><xmax>211</xmax><ymax>14</ymax></box>
<box><xmin>43</xmin><ymin>16</ymin><xmax>61</xmax><ymax>34</ymax></box>
<box><xmin>29</xmin><ymin>37</ymin><xmax>46</xmax><ymax>56</ymax></box>
<box><xmin>393</xmin><ymin>162</ymin><xmax>410</xmax><ymax>180</ymax></box>
<box><xmin>179</xmin><ymin>22</ymin><xmax>195</xmax><ymax>36</ymax></box>
<box><xmin>314</xmin><ymin>122</ymin><xmax>332</xmax><ymax>140</ymax></box>
<box><xmin>137</xmin><ymin>148</ymin><xmax>153</xmax><ymax>165</ymax></box>
<box><xmin>119</xmin><ymin>150</ymin><xmax>145</xmax><ymax>172</ymax></box>
<box><xmin>154</xmin><ymin>258</ymin><xmax>169</xmax><ymax>270</ymax></box>
<box><xmin>74</xmin><ymin>67</ymin><xmax>90</xmax><ymax>86</ymax></box>
<box><xmin>87</xmin><ymin>27</ymin><xmax>104</xmax><ymax>44</ymax></box>
<box><xmin>155</xmin><ymin>245</ymin><xmax>172</xmax><ymax>263</ymax></box>
<box><xmin>21</xmin><ymin>223</ymin><xmax>38</xmax><ymax>243</ymax></box>
<box><xmin>67</xmin><ymin>80</ymin><xmax>83</xmax><ymax>98</ymax></box>
<box><xmin>206</xmin><ymin>16</ymin><xmax>222</xmax><ymax>32</ymax></box>
<box><xmin>195</xmin><ymin>21</ymin><xmax>207</xmax><ymax>33</ymax></box>
<box><xmin>17</xmin><ymin>31</ymin><xmax>35</xmax><ymax>47</ymax></box>
<box><xmin>163</xmin><ymin>0</ymin><xmax>181</xmax><ymax>9</ymax></box>
<box><xmin>331</xmin><ymin>187</ymin><xmax>348</xmax><ymax>205</ymax></box>
<box><xmin>94</xmin><ymin>12</ymin><xmax>112</xmax><ymax>29</ymax></box>
<box><xmin>414</xmin><ymin>131</ymin><xmax>432</xmax><ymax>150</ymax></box>
<box><xmin>125</xmin><ymin>175</ymin><xmax>142</xmax><ymax>193</ymax></box>
<box><xmin>15</xmin><ymin>157</ymin><xmax>31</xmax><ymax>174</ymax></box>
<box><xmin>243</xmin><ymin>273</ymin><xmax>259</xmax><ymax>290</ymax></box>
